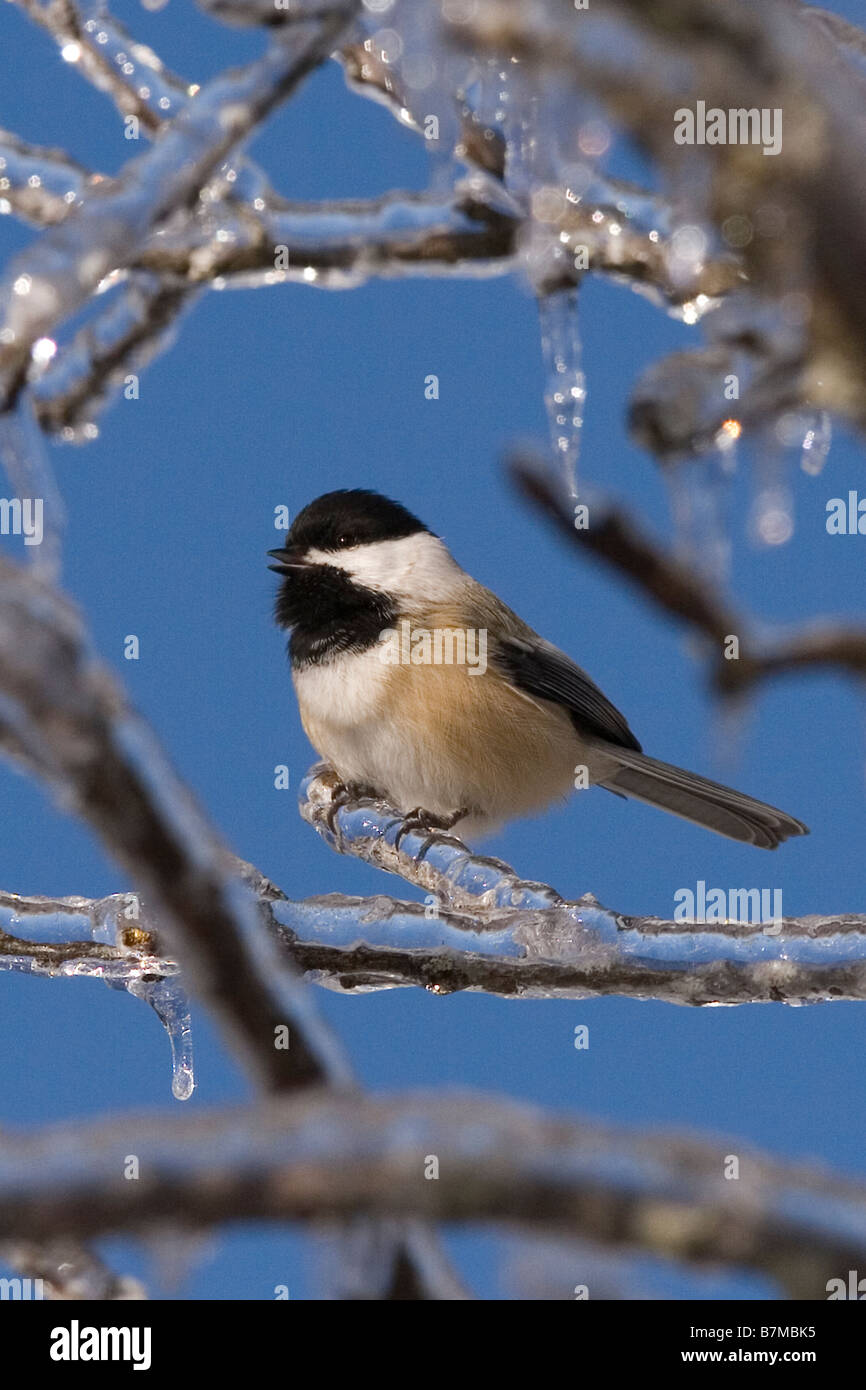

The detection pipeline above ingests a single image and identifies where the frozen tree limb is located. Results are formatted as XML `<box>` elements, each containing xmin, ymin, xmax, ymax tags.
<box><xmin>137</xmin><ymin>183</ymin><xmax>520</xmax><ymax>285</ymax></box>
<box><xmin>4</xmin><ymin>0</ymin><xmax>865</xmax><ymax>484</ymax></box>
<box><xmin>0</xmin><ymin>889</ymin><xmax>193</xmax><ymax>1107</ymax></box>
<box><xmin>293</xmin><ymin>767</ymin><xmax>866</xmax><ymax>1006</ymax></box>
<box><xmin>276</xmin><ymin>889</ymin><xmax>866</xmax><ymax>1007</ymax></box>
<box><xmin>6</xmin><ymin>769</ymin><xmax>866</xmax><ymax>1009</ymax></box>
<box><xmin>9</xmin><ymin>869</ymin><xmax>866</xmax><ymax>1008</ymax></box>
<box><xmin>24</xmin><ymin>174</ymin><xmax>740</xmax><ymax>435</ymax></box>
<box><xmin>1</xmin><ymin>3</ymin><xmax>744</xmax><ymax>437</ymax></box>
<box><xmin>132</xmin><ymin>180</ymin><xmax>741</xmax><ymax>305</ymax></box>
<box><xmin>0</xmin><ymin>1088</ymin><xmax>864</xmax><ymax>1298</ymax></box>
<box><xmin>1</xmin><ymin>133</ymin><xmax>733</xmax><ymax>302</ymax></box>
<box><xmin>453</xmin><ymin>0</ymin><xmax>866</xmax><ymax>432</ymax></box>
<box><xmin>0</xmin><ymin>130</ymin><xmax>95</xmax><ymax>226</ymax></box>
<box><xmin>0</xmin><ymin>894</ymin><xmax>172</xmax><ymax>979</ymax></box>
<box><xmin>0</xmin><ymin>13</ymin><xmax>350</xmax><ymax>408</ymax></box>
<box><xmin>10</xmin><ymin>0</ymin><xmax>194</xmax><ymax>133</ymax></box>
<box><xmin>31</xmin><ymin>273</ymin><xmax>194</xmax><ymax>438</ymax></box>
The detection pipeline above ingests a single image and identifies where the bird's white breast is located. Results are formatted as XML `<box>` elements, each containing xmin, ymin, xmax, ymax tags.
<box><xmin>293</xmin><ymin>646</ymin><xmax>390</xmax><ymax>727</ymax></box>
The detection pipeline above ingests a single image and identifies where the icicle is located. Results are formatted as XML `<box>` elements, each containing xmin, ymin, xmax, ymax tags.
<box><xmin>538</xmin><ymin>287</ymin><xmax>585</xmax><ymax>500</ymax></box>
<box><xmin>126</xmin><ymin>976</ymin><xmax>196</xmax><ymax>1101</ymax></box>
<box><xmin>91</xmin><ymin>894</ymin><xmax>195</xmax><ymax>1100</ymax></box>
<box><xmin>0</xmin><ymin>888</ymin><xmax>194</xmax><ymax>1099</ymax></box>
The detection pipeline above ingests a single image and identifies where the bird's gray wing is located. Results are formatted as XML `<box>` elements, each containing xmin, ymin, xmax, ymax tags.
<box><xmin>495</xmin><ymin>634</ymin><xmax>643</xmax><ymax>752</ymax></box>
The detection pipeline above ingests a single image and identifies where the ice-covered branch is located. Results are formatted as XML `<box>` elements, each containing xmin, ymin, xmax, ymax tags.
<box><xmin>31</xmin><ymin>273</ymin><xmax>193</xmax><ymax>439</ymax></box>
<box><xmin>293</xmin><ymin>767</ymin><xmax>866</xmax><ymax>1007</ymax></box>
<box><xmin>0</xmin><ymin>887</ymin><xmax>196</xmax><ymax>1100</ymax></box>
<box><xmin>2</xmin><ymin>1</ymin><xmax>748</xmax><ymax>441</ymax></box>
<box><xmin>0</xmin><ymin>14</ymin><xmax>349</xmax><ymax>409</ymax></box>
<box><xmin>0</xmin><ymin>888</ymin><xmax>170</xmax><ymax>975</ymax></box>
<box><xmin>1</xmin><ymin>126</ymin><xmax>732</xmax><ymax>300</ymax></box>
<box><xmin>18</xmin><ymin>175</ymin><xmax>740</xmax><ymax>435</ymax></box>
<box><xmin>5</xmin><ymin>0</ymin><xmax>865</xmax><ymax>514</ymax></box>
<box><xmin>276</xmin><ymin>891</ymin><xmax>866</xmax><ymax>1007</ymax></box>
<box><xmin>11</xmin><ymin>0</ymin><xmax>195</xmax><ymax>132</ymax></box>
<box><xmin>133</xmin><ymin>178</ymin><xmax>741</xmax><ymax>306</ymax></box>
<box><xmin>12</xmin><ymin>855</ymin><xmax>866</xmax><ymax>1010</ymax></box>
<box><xmin>136</xmin><ymin>184</ymin><xmax>520</xmax><ymax>286</ymax></box>
<box><xmin>453</xmin><ymin>0</ymin><xmax>866</xmax><ymax>433</ymax></box>
<box><xmin>9</xmin><ymin>762</ymin><xmax>864</xmax><ymax>1010</ymax></box>
<box><xmin>1</xmin><ymin>1088</ymin><xmax>864</xmax><ymax>1298</ymax></box>
<box><xmin>0</xmin><ymin>130</ymin><xmax>95</xmax><ymax>226</ymax></box>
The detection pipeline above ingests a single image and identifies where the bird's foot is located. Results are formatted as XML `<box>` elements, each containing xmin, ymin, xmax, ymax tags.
<box><xmin>323</xmin><ymin>777</ymin><xmax>379</xmax><ymax>848</ymax></box>
<box><xmin>394</xmin><ymin>805</ymin><xmax>470</xmax><ymax>859</ymax></box>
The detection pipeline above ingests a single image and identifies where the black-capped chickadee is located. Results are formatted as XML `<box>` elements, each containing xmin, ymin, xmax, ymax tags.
<box><xmin>268</xmin><ymin>489</ymin><xmax>808</xmax><ymax>849</ymax></box>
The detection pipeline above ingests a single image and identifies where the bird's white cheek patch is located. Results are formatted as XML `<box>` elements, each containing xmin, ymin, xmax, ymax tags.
<box><xmin>306</xmin><ymin>534</ymin><xmax>463</xmax><ymax>602</ymax></box>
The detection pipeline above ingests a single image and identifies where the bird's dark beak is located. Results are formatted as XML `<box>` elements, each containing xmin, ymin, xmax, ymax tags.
<box><xmin>267</xmin><ymin>546</ymin><xmax>307</xmax><ymax>575</ymax></box>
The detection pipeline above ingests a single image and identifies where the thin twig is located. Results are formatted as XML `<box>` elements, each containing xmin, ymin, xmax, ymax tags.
<box><xmin>510</xmin><ymin>453</ymin><xmax>866</xmax><ymax>697</ymax></box>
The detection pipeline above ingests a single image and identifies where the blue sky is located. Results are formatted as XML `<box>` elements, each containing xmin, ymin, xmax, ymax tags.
<box><xmin>0</xmin><ymin>0</ymin><xmax>864</xmax><ymax>1299</ymax></box>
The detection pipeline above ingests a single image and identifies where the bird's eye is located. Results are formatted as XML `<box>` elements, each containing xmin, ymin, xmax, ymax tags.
<box><xmin>337</xmin><ymin>534</ymin><xmax>350</xmax><ymax>547</ymax></box>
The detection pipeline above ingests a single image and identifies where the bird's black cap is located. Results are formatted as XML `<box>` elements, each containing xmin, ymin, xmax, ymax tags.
<box><xmin>282</xmin><ymin>489</ymin><xmax>432</xmax><ymax>555</ymax></box>
<box><xmin>268</xmin><ymin>491</ymin><xmax>433</xmax><ymax>661</ymax></box>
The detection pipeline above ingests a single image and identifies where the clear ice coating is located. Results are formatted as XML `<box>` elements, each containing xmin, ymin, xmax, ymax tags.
<box><xmin>0</xmin><ymin>889</ymin><xmax>195</xmax><ymax>1099</ymax></box>
<box><xmin>31</xmin><ymin>271</ymin><xmax>193</xmax><ymax>440</ymax></box>
<box><xmin>0</xmin><ymin>128</ymin><xmax>91</xmax><ymax>224</ymax></box>
<box><xmin>123</xmin><ymin>977</ymin><xmax>195</xmax><ymax>1102</ymax></box>
<box><xmin>1</xmin><ymin>1090</ymin><xmax>866</xmax><ymax>1302</ymax></box>
<box><xmin>538</xmin><ymin>287</ymin><xmax>585</xmax><ymax>500</ymax></box>
<box><xmin>294</xmin><ymin>766</ymin><xmax>866</xmax><ymax>1007</ymax></box>
<box><xmin>47</xmin><ymin>0</ymin><xmax>190</xmax><ymax>123</ymax></box>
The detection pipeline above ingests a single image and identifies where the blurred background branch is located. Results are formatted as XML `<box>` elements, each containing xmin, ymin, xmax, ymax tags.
<box><xmin>511</xmin><ymin>453</ymin><xmax>866</xmax><ymax>698</ymax></box>
<box><xmin>1</xmin><ymin>1087</ymin><xmax>865</xmax><ymax>1299</ymax></box>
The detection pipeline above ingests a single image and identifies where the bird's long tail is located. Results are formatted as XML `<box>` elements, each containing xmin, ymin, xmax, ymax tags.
<box><xmin>600</xmin><ymin>748</ymin><xmax>808</xmax><ymax>849</ymax></box>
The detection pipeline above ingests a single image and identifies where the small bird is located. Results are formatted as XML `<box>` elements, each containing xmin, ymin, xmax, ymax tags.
<box><xmin>269</xmin><ymin>489</ymin><xmax>808</xmax><ymax>849</ymax></box>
